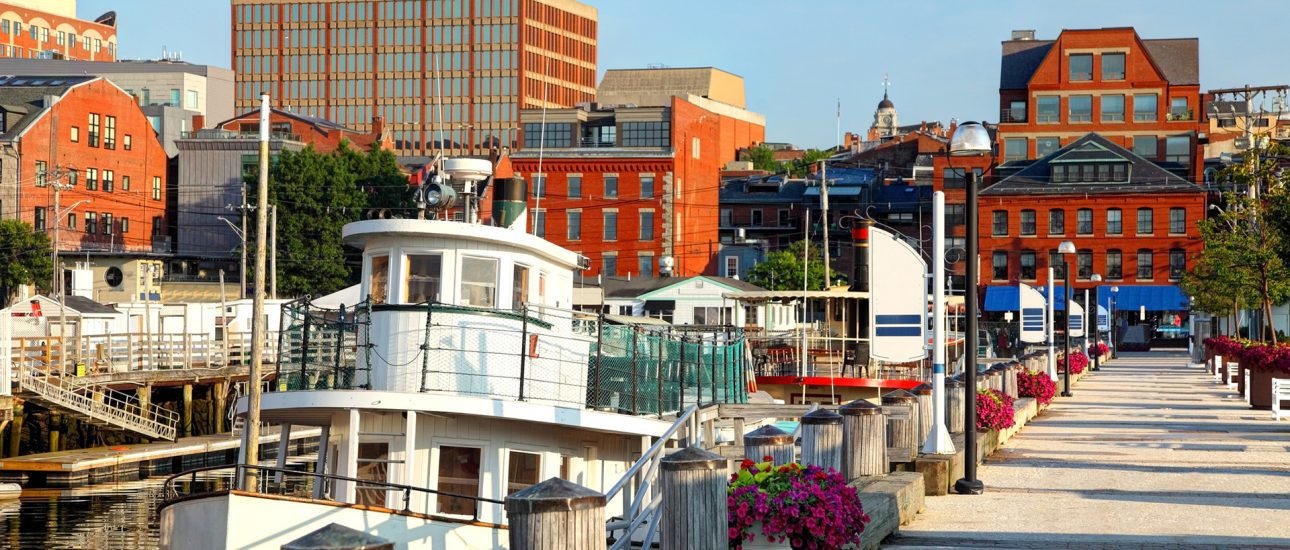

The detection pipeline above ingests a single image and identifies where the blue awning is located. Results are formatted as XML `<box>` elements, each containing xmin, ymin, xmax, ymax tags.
<box><xmin>1096</xmin><ymin>285</ymin><xmax>1189</xmax><ymax>312</ymax></box>
<box><xmin>984</xmin><ymin>285</ymin><xmax>1089</xmax><ymax>311</ymax></box>
<box><xmin>803</xmin><ymin>186</ymin><xmax>865</xmax><ymax>197</ymax></box>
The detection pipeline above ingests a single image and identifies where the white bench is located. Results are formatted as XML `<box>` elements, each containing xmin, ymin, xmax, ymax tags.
<box><xmin>1273</xmin><ymin>379</ymin><xmax>1290</xmax><ymax>421</ymax></box>
<box><xmin>1213</xmin><ymin>355</ymin><xmax>1225</xmax><ymax>383</ymax></box>
<box><xmin>1227</xmin><ymin>362</ymin><xmax>1241</xmax><ymax>391</ymax></box>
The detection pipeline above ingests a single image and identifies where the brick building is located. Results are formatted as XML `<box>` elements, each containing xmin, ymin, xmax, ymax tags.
<box><xmin>998</xmin><ymin>28</ymin><xmax>1203</xmax><ymax>182</ymax></box>
<box><xmin>978</xmin><ymin>134</ymin><xmax>1204</xmax><ymax>319</ymax></box>
<box><xmin>511</xmin><ymin>94</ymin><xmax>764</xmax><ymax>278</ymax></box>
<box><xmin>217</xmin><ymin>106</ymin><xmax>394</xmax><ymax>154</ymax></box>
<box><xmin>0</xmin><ymin>1</ymin><xmax>117</xmax><ymax>61</ymax></box>
<box><xmin>0</xmin><ymin>76</ymin><xmax>168</xmax><ymax>253</ymax></box>
<box><xmin>231</xmin><ymin>0</ymin><xmax>597</xmax><ymax>157</ymax></box>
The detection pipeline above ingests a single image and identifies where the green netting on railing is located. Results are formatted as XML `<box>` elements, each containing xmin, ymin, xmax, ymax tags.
<box><xmin>587</xmin><ymin>325</ymin><xmax>747</xmax><ymax>416</ymax></box>
<box><xmin>276</xmin><ymin>297</ymin><xmax>366</xmax><ymax>391</ymax></box>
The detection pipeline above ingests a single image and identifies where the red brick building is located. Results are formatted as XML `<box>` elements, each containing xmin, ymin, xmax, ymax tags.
<box><xmin>978</xmin><ymin>134</ymin><xmax>1204</xmax><ymax>316</ymax></box>
<box><xmin>0</xmin><ymin>2</ymin><xmax>117</xmax><ymax>61</ymax></box>
<box><xmin>512</xmin><ymin>95</ymin><xmax>764</xmax><ymax>278</ymax></box>
<box><xmin>217</xmin><ymin>107</ymin><xmax>394</xmax><ymax>154</ymax></box>
<box><xmin>998</xmin><ymin>28</ymin><xmax>1203</xmax><ymax>182</ymax></box>
<box><xmin>0</xmin><ymin>76</ymin><xmax>169</xmax><ymax>255</ymax></box>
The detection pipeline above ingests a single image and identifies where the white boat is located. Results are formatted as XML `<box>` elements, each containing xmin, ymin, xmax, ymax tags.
<box><xmin>158</xmin><ymin>159</ymin><xmax>748</xmax><ymax>549</ymax></box>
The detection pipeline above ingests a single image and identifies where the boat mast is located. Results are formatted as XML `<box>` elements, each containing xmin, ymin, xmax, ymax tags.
<box><xmin>244</xmin><ymin>93</ymin><xmax>271</xmax><ymax>489</ymax></box>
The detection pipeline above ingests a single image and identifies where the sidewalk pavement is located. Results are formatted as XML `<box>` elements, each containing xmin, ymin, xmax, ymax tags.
<box><xmin>885</xmin><ymin>350</ymin><xmax>1290</xmax><ymax>549</ymax></box>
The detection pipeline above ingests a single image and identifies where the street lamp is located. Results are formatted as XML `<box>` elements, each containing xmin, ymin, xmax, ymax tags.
<box><xmin>1089</xmin><ymin>273</ymin><xmax>1103</xmax><ymax>371</ymax></box>
<box><xmin>1058</xmin><ymin>240</ymin><xmax>1076</xmax><ymax>397</ymax></box>
<box><xmin>1110</xmin><ymin>286</ymin><xmax>1120</xmax><ymax>359</ymax></box>
<box><xmin>948</xmin><ymin>120</ymin><xmax>991</xmax><ymax>496</ymax></box>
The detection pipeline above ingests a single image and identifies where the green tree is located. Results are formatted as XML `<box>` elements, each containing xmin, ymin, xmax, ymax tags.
<box><xmin>746</xmin><ymin>240</ymin><xmax>836</xmax><ymax>291</ymax></box>
<box><xmin>341</xmin><ymin>142</ymin><xmax>417</xmax><ymax>212</ymax></box>
<box><xmin>1193</xmin><ymin>192</ymin><xmax>1290</xmax><ymax>341</ymax></box>
<box><xmin>745</xmin><ymin>145</ymin><xmax>781</xmax><ymax>172</ymax></box>
<box><xmin>0</xmin><ymin>220</ymin><xmax>53</xmax><ymax>308</ymax></box>
<box><xmin>786</xmin><ymin>149</ymin><xmax>833</xmax><ymax>177</ymax></box>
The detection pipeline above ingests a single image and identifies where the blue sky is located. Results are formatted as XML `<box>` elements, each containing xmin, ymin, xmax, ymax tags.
<box><xmin>79</xmin><ymin>0</ymin><xmax>1290</xmax><ymax>148</ymax></box>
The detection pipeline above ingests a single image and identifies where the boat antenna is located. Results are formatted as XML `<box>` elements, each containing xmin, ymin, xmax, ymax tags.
<box><xmin>432</xmin><ymin>51</ymin><xmax>446</xmax><ymax>167</ymax></box>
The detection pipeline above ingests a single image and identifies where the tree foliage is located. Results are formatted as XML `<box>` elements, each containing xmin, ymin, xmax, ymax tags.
<box><xmin>746</xmin><ymin>240</ymin><xmax>845</xmax><ymax>291</ymax></box>
<box><xmin>745</xmin><ymin>145</ymin><xmax>780</xmax><ymax>172</ymax></box>
<box><xmin>0</xmin><ymin>220</ymin><xmax>53</xmax><ymax>308</ymax></box>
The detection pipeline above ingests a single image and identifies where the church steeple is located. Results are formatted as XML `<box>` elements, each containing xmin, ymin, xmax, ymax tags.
<box><xmin>871</xmin><ymin>75</ymin><xmax>898</xmax><ymax>138</ymax></box>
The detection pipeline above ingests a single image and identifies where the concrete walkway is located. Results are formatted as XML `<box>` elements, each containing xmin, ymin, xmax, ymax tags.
<box><xmin>887</xmin><ymin>351</ymin><xmax>1290</xmax><ymax>549</ymax></box>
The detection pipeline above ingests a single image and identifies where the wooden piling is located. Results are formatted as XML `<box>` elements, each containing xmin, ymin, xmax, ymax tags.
<box><xmin>660</xmin><ymin>446</ymin><xmax>726</xmax><ymax>550</ymax></box>
<box><xmin>800</xmin><ymin>408</ymin><xmax>843</xmax><ymax>472</ymax></box>
<box><xmin>505</xmin><ymin>477</ymin><xmax>606</xmax><ymax>550</ymax></box>
<box><xmin>743</xmin><ymin>424</ymin><xmax>794</xmax><ymax>466</ymax></box>
<box><xmin>49</xmin><ymin>412</ymin><xmax>62</xmax><ymax>453</ymax></box>
<box><xmin>214</xmin><ymin>381</ymin><xmax>227</xmax><ymax>433</ymax></box>
<box><xmin>839</xmin><ymin>399</ymin><xmax>886</xmax><ymax>480</ymax></box>
<box><xmin>882</xmin><ymin>390</ymin><xmax>918</xmax><ymax>463</ymax></box>
<box><xmin>6</xmin><ymin>402</ymin><xmax>22</xmax><ymax>457</ymax></box>
<box><xmin>911</xmin><ymin>383</ymin><xmax>934</xmax><ymax>449</ymax></box>
<box><xmin>182</xmin><ymin>384</ymin><xmax>193</xmax><ymax>438</ymax></box>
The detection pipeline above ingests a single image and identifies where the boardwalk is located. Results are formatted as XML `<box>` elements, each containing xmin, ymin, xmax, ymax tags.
<box><xmin>888</xmin><ymin>351</ymin><xmax>1290</xmax><ymax>549</ymax></box>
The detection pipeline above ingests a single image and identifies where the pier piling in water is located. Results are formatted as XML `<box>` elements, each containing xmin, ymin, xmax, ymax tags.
<box><xmin>505</xmin><ymin>477</ymin><xmax>607</xmax><ymax>550</ymax></box>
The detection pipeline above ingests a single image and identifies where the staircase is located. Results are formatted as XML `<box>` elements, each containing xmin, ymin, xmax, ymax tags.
<box><xmin>17</xmin><ymin>368</ymin><xmax>179</xmax><ymax>440</ymax></box>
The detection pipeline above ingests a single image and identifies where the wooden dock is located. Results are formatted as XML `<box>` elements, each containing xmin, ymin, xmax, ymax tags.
<box><xmin>0</xmin><ymin>426</ymin><xmax>321</xmax><ymax>487</ymax></box>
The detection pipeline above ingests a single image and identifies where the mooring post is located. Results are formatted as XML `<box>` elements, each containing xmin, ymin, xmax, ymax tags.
<box><xmin>839</xmin><ymin>398</ymin><xmax>886</xmax><ymax>480</ymax></box>
<box><xmin>800</xmin><ymin>408</ymin><xmax>843</xmax><ymax>472</ymax></box>
<box><xmin>660</xmin><ymin>446</ymin><xmax>727</xmax><ymax>550</ymax></box>
<box><xmin>912</xmin><ymin>383</ymin><xmax>934</xmax><ymax>450</ymax></box>
<box><xmin>946</xmin><ymin>376</ymin><xmax>965</xmax><ymax>434</ymax></box>
<box><xmin>505</xmin><ymin>477</ymin><xmax>607</xmax><ymax>550</ymax></box>
<box><xmin>743</xmin><ymin>424</ymin><xmax>794</xmax><ymax>465</ymax></box>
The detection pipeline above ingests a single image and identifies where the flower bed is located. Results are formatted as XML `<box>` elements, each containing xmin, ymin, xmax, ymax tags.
<box><xmin>728</xmin><ymin>458</ymin><xmax>870</xmax><ymax>549</ymax></box>
<box><xmin>1088</xmin><ymin>342</ymin><xmax>1109</xmax><ymax>358</ymax></box>
<box><xmin>1017</xmin><ymin>369</ymin><xmax>1055</xmax><ymax>405</ymax></box>
<box><xmin>1058</xmin><ymin>351</ymin><xmax>1089</xmax><ymax>374</ymax></box>
<box><xmin>976</xmin><ymin>388</ymin><xmax>1016</xmax><ymax>431</ymax></box>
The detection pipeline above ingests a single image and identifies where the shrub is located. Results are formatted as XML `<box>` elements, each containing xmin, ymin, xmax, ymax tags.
<box><xmin>727</xmin><ymin>458</ymin><xmax>870</xmax><ymax>549</ymax></box>
<box><xmin>1059</xmin><ymin>351</ymin><xmax>1089</xmax><ymax>374</ymax></box>
<box><xmin>1088</xmin><ymin>342</ymin><xmax>1109</xmax><ymax>357</ymax></box>
<box><xmin>1017</xmin><ymin>369</ymin><xmax>1055</xmax><ymax>405</ymax></box>
<box><xmin>976</xmin><ymin>388</ymin><xmax>1016</xmax><ymax>431</ymax></box>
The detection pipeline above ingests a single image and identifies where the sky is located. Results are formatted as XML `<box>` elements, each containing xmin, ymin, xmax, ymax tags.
<box><xmin>79</xmin><ymin>0</ymin><xmax>1290</xmax><ymax>149</ymax></box>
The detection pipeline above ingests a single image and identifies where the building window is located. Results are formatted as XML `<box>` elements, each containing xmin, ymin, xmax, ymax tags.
<box><xmin>86</xmin><ymin>168</ymin><xmax>98</xmax><ymax>190</ymax></box>
<box><xmin>123</xmin><ymin>134</ymin><xmax>132</xmax><ymax>151</ymax></box>
<box><xmin>1050</xmin><ymin>250</ymin><xmax>1065</xmax><ymax>279</ymax></box>
<box><xmin>1077</xmin><ymin>208</ymin><xmax>1093</xmax><ymax>235</ymax></box>
<box><xmin>186</xmin><ymin>89</ymin><xmax>198</xmax><ymax>110</ymax></box>
<box><xmin>1165</xmin><ymin>136</ymin><xmax>1191</xmax><ymax>165</ymax></box>
<box><xmin>88</xmin><ymin>113</ymin><xmax>100</xmax><ymax>147</ymax></box>
<box><xmin>602</xmin><ymin>255</ymin><xmax>617</xmax><ymax>277</ymax></box>
<box><xmin>169</xmin><ymin>88</ymin><xmax>180</xmax><ymax>107</ymax></box>
<box><xmin>1069</xmin><ymin>54</ymin><xmax>1093</xmax><ymax>81</ymax></box>
<box><xmin>1102</xmin><ymin>53</ymin><xmax>1125</xmax><ymax>80</ymax></box>
<box><xmin>567</xmin><ymin>175</ymin><xmax>581</xmax><ymax>199</ymax></box>
<box><xmin>1134</xmin><ymin>94</ymin><xmax>1158</xmax><ymax>122</ymax></box>
<box><xmin>621</xmin><ymin>121</ymin><xmax>670</xmax><ymax>147</ymax></box>
<box><xmin>531</xmin><ymin>174</ymin><xmax>545</xmax><ymax>198</ymax></box>
<box><xmin>639</xmin><ymin>211</ymin><xmax>654</xmax><ymax>240</ymax></box>
<box><xmin>35</xmin><ymin>161</ymin><xmax>47</xmax><ymax>187</ymax></box>
<box><xmin>1077</xmin><ymin>249</ymin><xmax>1093</xmax><ymax>279</ymax></box>
<box><xmin>992</xmin><ymin>210</ymin><xmax>1008</xmax><ymax>236</ymax></box>
<box><xmin>104</xmin><ymin>116</ymin><xmax>116</xmax><ymax>149</ymax></box>
<box><xmin>725</xmin><ymin>256</ymin><xmax>739</xmax><ymax>278</ymax></box>
<box><xmin>34</xmin><ymin>206</ymin><xmax>45</xmax><ymax>231</ymax></box>
<box><xmin>1004</xmin><ymin>138</ymin><xmax>1026</xmax><ymax>161</ymax></box>
<box><xmin>567</xmin><ymin>210</ymin><xmax>581</xmax><ymax>240</ymax></box>
<box><xmin>751</xmin><ymin>209</ymin><xmax>763</xmax><ymax>226</ymax></box>
<box><xmin>1170</xmin><ymin>249</ymin><xmax>1186</xmax><ymax>280</ymax></box>
<box><xmin>103</xmin><ymin>170</ymin><xmax>114</xmax><ymax>192</ymax></box>
<box><xmin>1137</xmin><ymin>208</ymin><xmax>1153</xmax><ymax>234</ymax></box>
<box><xmin>1106</xmin><ymin>208</ymin><xmax>1122</xmax><ymax>235</ymax></box>
<box><xmin>1036</xmin><ymin>137</ymin><xmax>1060</xmax><ymax>157</ymax></box>
<box><xmin>640</xmin><ymin>175</ymin><xmax>654</xmax><ymax>199</ymax></box>
<box><xmin>122</xmin><ymin>175</ymin><xmax>130</xmax><ymax>191</ymax></box>
<box><xmin>436</xmin><ymin>446</ymin><xmax>482</xmax><ymax>516</ymax></box>
<box><xmin>70</xmin><ymin>126</ymin><xmax>79</xmax><ymax>142</ymax></box>
<box><xmin>66</xmin><ymin>212</ymin><xmax>75</xmax><ymax>230</ymax></box>
<box><xmin>604</xmin><ymin>175</ymin><xmax>618</xmax><ymax>199</ymax></box>
<box><xmin>532</xmin><ymin>209</ymin><xmax>545</xmax><ymax>238</ymax></box>
<box><xmin>1169</xmin><ymin>97</ymin><xmax>1190</xmax><ymax>120</ymax></box>
<box><xmin>946</xmin><ymin>204</ymin><xmax>966</xmax><ymax>226</ymax></box>
<box><xmin>942</xmin><ymin>168</ymin><xmax>981</xmax><ymax>189</ymax></box>
<box><xmin>778</xmin><ymin>209</ymin><xmax>791</xmax><ymax>226</ymax></box>
<box><xmin>1037</xmin><ymin>96</ymin><xmax>1059</xmax><ymax>123</ymax></box>
<box><xmin>1137</xmin><ymin>250</ymin><xmax>1154</xmax><ymax>280</ymax></box>
<box><xmin>637</xmin><ymin>255</ymin><xmax>654</xmax><ymax>278</ymax></box>
<box><xmin>1007</xmin><ymin>100</ymin><xmax>1026</xmax><ymax>122</ymax></box>
<box><xmin>1101</xmin><ymin>94</ymin><xmax>1125</xmax><ymax>122</ymax></box>
<box><xmin>152</xmin><ymin>216</ymin><xmax>162</xmax><ymax>236</ymax></box>
<box><xmin>459</xmin><ymin>256</ymin><xmax>498</xmax><ymax>308</ymax></box>
<box><xmin>102</xmin><ymin>213</ymin><xmax>113</xmax><ymax>235</ymax></box>
<box><xmin>120</xmin><ymin>217</ymin><xmax>128</xmax><ymax>234</ymax></box>
<box><xmin>1133</xmin><ymin>136</ymin><xmax>1158</xmax><ymax>159</ymax></box>
<box><xmin>1169</xmin><ymin>208</ymin><xmax>1186</xmax><ymax>235</ymax></box>
<box><xmin>1020</xmin><ymin>250</ymin><xmax>1036</xmax><ymax>280</ymax></box>
<box><xmin>720</xmin><ymin>209</ymin><xmax>733</xmax><ymax>227</ymax></box>
<box><xmin>1069</xmin><ymin>95</ymin><xmax>1092</xmax><ymax>123</ymax></box>
<box><xmin>86</xmin><ymin>211</ymin><xmax>97</xmax><ymax>234</ymax></box>
<box><xmin>152</xmin><ymin>176</ymin><xmax>162</xmax><ymax>200</ymax></box>
<box><xmin>1107</xmin><ymin>249</ymin><xmax>1123</xmax><ymax>279</ymax></box>
<box><xmin>522</xmin><ymin>123</ymin><xmax>572</xmax><ymax>148</ymax></box>
<box><xmin>603</xmin><ymin>211</ymin><xmax>617</xmax><ymax>241</ymax></box>
<box><xmin>1048</xmin><ymin>209</ymin><xmax>1064</xmax><ymax>235</ymax></box>
<box><xmin>1020</xmin><ymin>209</ymin><xmax>1036</xmax><ymax>236</ymax></box>
<box><xmin>992</xmin><ymin>251</ymin><xmax>1008</xmax><ymax>281</ymax></box>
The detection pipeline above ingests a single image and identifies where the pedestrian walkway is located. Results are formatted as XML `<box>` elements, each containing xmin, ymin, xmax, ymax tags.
<box><xmin>887</xmin><ymin>350</ymin><xmax>1290</xmax><ymax>549</ymax></box>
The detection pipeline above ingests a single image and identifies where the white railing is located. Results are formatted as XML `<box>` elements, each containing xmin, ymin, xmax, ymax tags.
<box><xmin>17</xmin><ymin>367</ymin><xmax>179</xmax><ymax>440</ymax></box>
<box><xmin>604</xmin><ymin>405</ymin><xmax>710</xmax><ymax>550</ymax></box>
<box><xmin>9</xmin><ymin>331</ymin><xmax>280</xmax><ymax>376</ymax></box>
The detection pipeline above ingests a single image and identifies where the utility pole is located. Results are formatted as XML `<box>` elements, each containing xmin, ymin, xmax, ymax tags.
<box><xmin>239</xmin><ymin>185</ymin><xmax>248</xmax><ymax>300</ymax></box>
<box><xmin>269</xmin><ymin>204</ymin><xmax>277</xmax><ymax>300</ymax></box>
<box><xmin>51</xmin><ymin>171</ymin><xmax>69</xmax><ymax>376</ymax></box>
<box><xmin>820</xmin><ymin>160</ymin><xmax>832</xmax><ymax>353</ymax></box>
<box><xmin>243</xmin><ymin>93</ymin><xmax>270</xmax><ymax>490</ymax></box>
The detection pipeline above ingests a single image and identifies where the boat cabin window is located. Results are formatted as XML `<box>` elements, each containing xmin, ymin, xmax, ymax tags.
<box><xmin>512</xmin><ymin>264</ymin><xmax>530</xmax><ymax>310</ymax></box>
<box><xmin>406</xmin><ymin>254</ymin><xmax>443</xmax><ymax>304</ymax></box>
<box><xmin>460</xmin><ymin>256</ymin><xmax>498</xmax><ymax>308</ymax></box>
<box><xmin>370</xmin><ymin>255</ymin><xmax>390</xmax><ymax>304</ymax></box>
<box><xmin>355</xmin><ymin>442</ymin><xmax>392</xmax><ymax>507</ymax></box>
<box><xmin>436</xmin><ymin>445</ymin><xmax>482</xmax><ymax>516</ymax></box>
<box><xmin>506</xmin><ymin>451</ymin><xmax>541</xmax><ymax>494</ymax></box>
<box><xmin>538</xmin><ymin>272</ymin><xmax>548</xmax><ymax>306</ymax></box>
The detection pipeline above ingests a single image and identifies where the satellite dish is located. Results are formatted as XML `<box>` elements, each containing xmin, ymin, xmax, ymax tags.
<box><xmin>442</xmin><ymin>158</ymin><xmax>492</xmax><ymax>183</ymax></box>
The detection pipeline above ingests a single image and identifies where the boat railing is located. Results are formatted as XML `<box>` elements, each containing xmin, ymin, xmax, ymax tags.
<box><xmin>161</xmin><ymin>463</ymin><xmax>505</xmax><ymax>524</ymax></box>
<box><xmin>604</xmin><ymin>404</ymin><xmax>709</xmax><ymax>549</ymax></box>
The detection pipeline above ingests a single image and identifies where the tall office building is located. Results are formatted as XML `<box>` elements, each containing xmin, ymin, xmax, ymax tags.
<box><xmin>231</xmin><ymin>0</ymin><xmax>597</xmax><ymax>157</ymax></box>
<box><xmin>0</xmin><ymin>1</ymin><xmax>118</xmax><ymax>61</ymax></box>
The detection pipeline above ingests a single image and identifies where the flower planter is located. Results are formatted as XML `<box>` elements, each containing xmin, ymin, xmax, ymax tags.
<box><xmin>1237</xmin><ymin>357</ymin><xmax>1248</xmax><ymax>396</ymax></box>
<box><xmin>739</xmin><ymin>526</ymin><xmax>792</xmax><ymax>550</ymax></box>
<box><xmin>1248</xmin><ymin>368</ymin><xmax>1290</xmax><ymax>410</ymax></box>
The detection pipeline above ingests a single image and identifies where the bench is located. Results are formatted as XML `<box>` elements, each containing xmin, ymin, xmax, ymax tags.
<box><xmin>1273</xmin><ymin>379</ymin><xmax>1290</xmax><ymax>421</ymax></box>
<box><xmin>1227</xmin><ymin>362</ymin><xmax>1241</xmax><ymax>391</ymax></box>
<box><xmin>1213</xmin><ymin>355</ymin><xmax>1225</xmax><ymax>384</ymax></box>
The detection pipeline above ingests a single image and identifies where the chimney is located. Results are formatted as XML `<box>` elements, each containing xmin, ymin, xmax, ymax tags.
<box><xmin>192</xmin><ymin>114</ymin><xmax>205</xmax><ymax>130</ymax></box>
<box><xmin>371</xmin><ymin>115</ymin><xmax>386</xmax><ymax>139</ymax></box>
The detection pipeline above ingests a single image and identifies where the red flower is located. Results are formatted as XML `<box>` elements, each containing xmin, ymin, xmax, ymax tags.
<box><xmin>741</xmin><ymin>459</ymin><xmax>755</xmax><ymax>469</ymax></box>
<box><xmin>763</xmin><ymin>455</ymin><xmax>774</xmax><ymax>462</ymax></box>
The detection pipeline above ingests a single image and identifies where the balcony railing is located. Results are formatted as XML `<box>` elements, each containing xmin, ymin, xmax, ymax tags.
<box><xmin>180</xmin><ymin>129</ymin><xmax>301</xmax><ymax>142</ymax></box>
<box><xmin>999</xmin><ymin>108</ymin><xmax>1026</xmax><ymax>123</ymax></box>
<box><xmin>1167</xmin><ymin>110</ymin><xmax>1194</xmax><ymax>122</ymax></box>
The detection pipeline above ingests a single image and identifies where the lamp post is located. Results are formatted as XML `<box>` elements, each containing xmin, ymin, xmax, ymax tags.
<box><xmin>1089</xmin><ymin>273</ymin><xmax>1103</xmax><ymax>371</ymax></box>
<box><xmin>948</xmin><ymin>121</ymin><xmax>991</xmax><ymax>496</ymax></box>
<box><xmin>1058</xmin><ymin>240</ymin><xmax>1075</xmax><ymax>397</ymax></box>
<box><xmin>1110</xmin><ymin>286</ymin><xmax>1119</xmax><ymax>359</ymax></box>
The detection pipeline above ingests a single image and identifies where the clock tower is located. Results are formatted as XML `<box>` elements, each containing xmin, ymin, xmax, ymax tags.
<box><xmin>871</xmin><ymin>89</ymin><xmax>898</xmax><ymax>138</ymax></box>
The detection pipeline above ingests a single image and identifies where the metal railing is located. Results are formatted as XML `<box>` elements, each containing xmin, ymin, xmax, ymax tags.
<box><xmin>999</xmin><ymin>108</ymin><xmax>1027</xmax><ymax>123</ymax></box>
<box><xmin>17</xmin><ymin>367</ymin><xmax>179</xmax><ymax>440</ymax></box>
<box><xmin>162</xmin><ymin>464</ymin><xmax>504</xmax><ymax>523</ymax></box>
<box><xmin>605</xmin><ymin>404</ymin><xmax>704</xmax><ymax>550</ymax></box>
